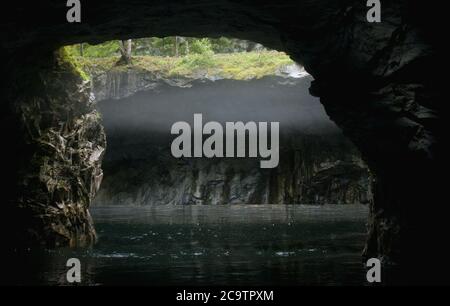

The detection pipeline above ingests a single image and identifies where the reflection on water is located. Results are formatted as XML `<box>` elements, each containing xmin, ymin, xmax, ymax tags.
<box><xmin>5</xmin><ymin>205</ymin><xmax>369</xmax><ymax>286</ymax></box>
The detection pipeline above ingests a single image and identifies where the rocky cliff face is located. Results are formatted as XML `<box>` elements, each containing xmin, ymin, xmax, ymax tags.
<box><xmin>2</xmin><ymin>50</ymin><xmax>106</xmax><ymax>248</ymax></box>
<box><xmin>94</xmin><ymin>135</ymin><xmax>371</xmax><ymax>206</ymax></box>
<box><xmin>91</xmin><ymin>68</ymin><xmax>372</xmax><ymax>206</ymax></box>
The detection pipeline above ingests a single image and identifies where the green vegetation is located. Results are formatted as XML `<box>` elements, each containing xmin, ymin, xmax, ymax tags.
<box><xmin>65</xmin><ymin>41</ymin><xmax>120</xmax><ymax>58</ymax></box>
<box><xmin>64</xmin><ymin>37</ymin><xmax>295</xmax><ymax>80</ymax></box>
<box><xmin>73</xmin><ymin>51</ymin><xmax>293</xmax><ymax>80</ymax></box>
<box><xmin>57</xmin><ymin>47</ymin><xmax>90</xmax><ymax>81</ymax></box>
<box><xmin>65</xmin><ymin>37</ymin><xmax>260</xmax><ymax>58</ymax></box>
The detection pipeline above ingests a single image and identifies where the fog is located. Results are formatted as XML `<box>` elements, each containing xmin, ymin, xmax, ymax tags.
<box><xmin>97</xmin><ymin>75</ymin><xmax>342</xmax><ymax>145</ymax></box>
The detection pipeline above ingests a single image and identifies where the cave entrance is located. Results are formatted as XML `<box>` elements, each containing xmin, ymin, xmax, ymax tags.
<box><xmin>2</xmin><ymin>2</ymin><xmax>443</xmax><ymax>286</ymax></box>
<box><xmin>55</xmin><ymin>37</ymin><xmax>372</xmax><ymax>286</ymax></box>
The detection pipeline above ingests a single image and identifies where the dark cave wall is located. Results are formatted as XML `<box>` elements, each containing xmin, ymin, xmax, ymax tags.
<box><xmin>0</xmin><ymin>0</ymin><xmax>444</xmax><ymax>283</ymax></box>
<box><xmin>1</xmin><ymin>49</ymin><xmax>106</xmax><ymax>247</ymax></box>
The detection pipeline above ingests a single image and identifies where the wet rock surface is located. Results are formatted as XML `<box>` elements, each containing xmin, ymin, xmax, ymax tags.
<box><xmin>95</xmin><ymin>137</ymin><xmax>371</xmax><ymax>206</ymax></box>
<box><xmin>2</xmin><ymin>50</ymin><xmax>106</xmax><ymax>248</ymax></box>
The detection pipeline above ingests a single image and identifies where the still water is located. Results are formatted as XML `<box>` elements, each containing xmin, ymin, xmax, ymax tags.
<box><xmin>8</xmin><ymin>205</ymin><xmax>369</xmax><ymax>286</ymax></box>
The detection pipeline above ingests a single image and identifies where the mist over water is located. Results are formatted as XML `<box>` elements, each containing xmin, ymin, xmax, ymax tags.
<box><xmin>93</xmin><ymin>72</ymin><xmax>371</xmax><ymax>206</ymax></box>
<box><xmin>98</xmin><ymin>75</ymin><xmax>341</xmax><ymax>143</ymax></box>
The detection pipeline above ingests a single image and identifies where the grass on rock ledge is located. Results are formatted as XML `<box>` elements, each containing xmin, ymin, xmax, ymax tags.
<box><xmin>69</xmin><ymin>50</ymin><xmax>295</xmax><ymax>81</ymax></box>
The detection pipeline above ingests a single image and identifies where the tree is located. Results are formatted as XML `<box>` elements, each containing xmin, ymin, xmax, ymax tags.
<box><xmin>185</xmin><ymin>39</ymin><xmax>190</xmax><ymax>55</ymax></box>
<box><xmin>174</xmin><ymin>36</ymin><xmax>180</xmax><ymax>57</ymax></box>
<box><xmin>117</xmin><ymin>39</ymin><xmax>133</xmax><ymax>65</ymax></box>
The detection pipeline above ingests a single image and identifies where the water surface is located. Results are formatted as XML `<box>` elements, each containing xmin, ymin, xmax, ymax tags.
<box><xmin>7</xmin><ymin>205</ymin><xmax>369</xmax><ymax>286</ymax></box>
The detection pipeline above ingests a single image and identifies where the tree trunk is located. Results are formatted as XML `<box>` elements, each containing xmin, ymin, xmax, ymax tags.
<box><xmin>174</xmin><ymin>36</ymin><xmax>179</xmax><ymax>57</ymax></box>
<box><xmin>117</xmin><ymin>39</ymin><xmax>132</xmax><ymax>65</ymax></box>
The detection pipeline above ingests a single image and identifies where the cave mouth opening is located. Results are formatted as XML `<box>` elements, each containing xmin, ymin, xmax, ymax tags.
<box><xmin>38</xmin><ymin>36</ymin><xmax>374</xmax><ymax>286</ymax></box>
<box><xmin>66</xmin><ymin>36</ymin><xmax>373</xmax><ymax>207</ymax></box>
